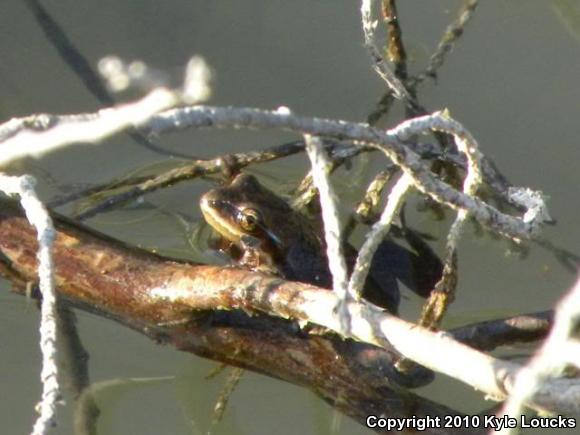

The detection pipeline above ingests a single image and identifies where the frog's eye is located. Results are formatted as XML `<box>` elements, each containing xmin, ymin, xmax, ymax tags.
<box><xmin>238</xmin><ymin>208</ymin><xmax>263</xmax><ymax>232</ymax></box>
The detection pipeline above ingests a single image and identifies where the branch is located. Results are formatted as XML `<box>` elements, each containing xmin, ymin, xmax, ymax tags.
<box><xmin>0</xmin><ymin>57</ymin><xmax>211</xmax><ymax>167</ymax></box>
<box><xmin>146</xmin><ymin>106</ymin><xmax>550</xmax><ymax>240</ymax></box>
<box><xmin>449</xmin><ymin>311</ymin><xmax>552</xmax><ymax>351</ymax></box>
<box><xmin>360</xmin><ymin>0</ymin><xmax>412</xmax><ymax>102</ymax></box>
<box><xmin>411</xmin><ymin>0</ymin><xmax>480</xmax><ymax>86</ymax></box>
<box><xmin>349</xmin><ymin>172</ymin><xmax>412</xmax><ymax>297</ymax></box>
<box><xmin>499</xmin><ymin>278</ymin><xmax>580</xmax><ymax>432</ymax></box>
<box><xmin>0</xmin><ymin>200</ymin><xmax>575</xmax><ymax>418</ymax></box>
<box><xmin>71</xmin><ymin>139</ymin><xmax>306</xmax><ymax>220</ymax></box>
<box><xmin>303</xmin><ymin>135</ymin><xmax>352</xmax><ymax>332</ymax></box>
<box><xmin>0</xmin><ymin>176</ymin><xmax>59</xmax><ymax>434</ymax></box>
<box><xmin>0</xmin><ymin>200</ymin><xmax>483</xmax><ymax>434</ymax></box>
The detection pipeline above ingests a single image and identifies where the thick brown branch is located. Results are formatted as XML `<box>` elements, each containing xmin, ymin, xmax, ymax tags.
<box><xmin>0</xmin><ymin>200</ymin><xmax>481</xmax><ymax>434</ymax></box>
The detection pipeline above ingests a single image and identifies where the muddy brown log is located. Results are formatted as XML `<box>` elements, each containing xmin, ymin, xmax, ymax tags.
<box><xmin>0</xmin><ymin>199</ymin><xmax>484</xmax><ymax>434</ymax></box>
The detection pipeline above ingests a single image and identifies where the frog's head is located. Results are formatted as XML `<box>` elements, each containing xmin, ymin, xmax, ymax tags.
<box><xmin>200</xmin><ymin>174</ymin><xmax>291</xmax><ymax>251</ymax></box>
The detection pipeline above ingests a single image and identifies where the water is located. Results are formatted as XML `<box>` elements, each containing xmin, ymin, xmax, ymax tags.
<box><xmin>0</xmin><ymin>0</ymin><xmax>578</xmax><ymax>433</ymax></box>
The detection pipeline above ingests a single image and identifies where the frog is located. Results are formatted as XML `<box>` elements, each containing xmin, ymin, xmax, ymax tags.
<box><xmin>200</xmin><ymin>173</ymin><xmax>442</xmax><ymax>313</ymax></box>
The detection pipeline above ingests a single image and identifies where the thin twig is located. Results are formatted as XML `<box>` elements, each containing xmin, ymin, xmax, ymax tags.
<box><xmin>210</xmin><ymin>367</ymin><xmax>245</xmax><ymax>426</ymax></box>
<box><xmin>381</xmin><ymin>0</ymin><xmax>408</xmax><ymax>77</ymax></box>
<box><xmin>360</xmin><ymin>0</ymin><xmax>412</xmax><ymax>103</ymax></box>
<box><xmin>348</xmin><ymin>172</ymin><xmax>413</xmax><ymax>298</ymax></box>
<box><xmin>304</xmin><ymin>135</ymin><xmax>352</xmax><ymax>332</ymax></box>
<box><xmin>72</xmin><ymin>140</ymin><xmax>306</xmax><ymax>219</ymax></box>
<box><xmin>342</xmin><ymin>167</ymin><xmax>397</xmax><ymax>241</ymax></box>
<box><xmin>0</xmin><ymin>175</ymin><xmax>60</xmax><ymax>435</ymax></box>
<box><xmin>355</xmin><ymin>167</ymin><xmax>397</xmax><ymax>222</ymax></box>
<box><xmin>410</xmin><ymin>0</ymin><xmax>480</xmax><ymax>88</ymax></box>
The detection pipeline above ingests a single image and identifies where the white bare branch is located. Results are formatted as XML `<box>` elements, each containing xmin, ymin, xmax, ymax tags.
<box><xmin>146</xmin><ymin>106</ymin><xmax>550</xmax><ymax>241</ymax></box>
<box><xmin>0</xmin><ymin>56</ymin><xmax>211</xmax><ymax>167</ymax></box>
<box><xmin>0</xmin><ymin>175</ymin><xmax>59</xmax><ymax>435</ymax></box>
<box><xmin>303</xmin><ymin>134</ymin><xmax>353</xmax><ymax>332</ymax></box>
<box><xmin>348</xmin><ymin>172</ymin><xmax>413</xmax><ymax>297</ymax></box>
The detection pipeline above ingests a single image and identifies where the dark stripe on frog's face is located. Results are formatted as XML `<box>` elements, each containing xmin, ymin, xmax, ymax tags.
<box><xmin>200</xmin><ymin>174</ymin><xmax>287</xmax><ymax>249</ymax></box>
<box><xmin>200</xmin><ymin>195</ymin><xmax>245</xmax><ymax>243</ymax></box>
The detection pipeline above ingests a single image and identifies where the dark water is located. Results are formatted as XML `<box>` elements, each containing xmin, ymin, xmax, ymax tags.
<box><xmin>0</xmin><ymin>0</ymin><xmax>579</xmax><ymax>434</ymax></box>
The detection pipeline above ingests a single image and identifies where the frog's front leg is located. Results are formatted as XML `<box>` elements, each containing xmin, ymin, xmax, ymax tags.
<box><xmin>239</xmin><ymin>235</ymin><xmax>282</xmax><ymax>276</ymax></box>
